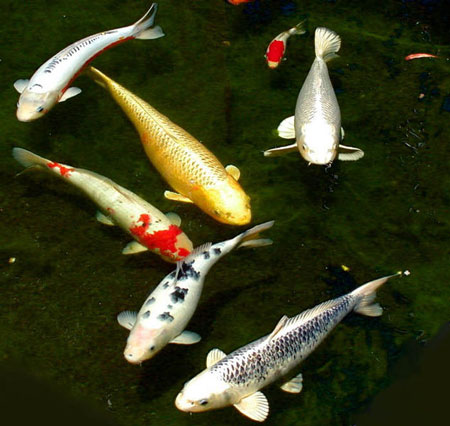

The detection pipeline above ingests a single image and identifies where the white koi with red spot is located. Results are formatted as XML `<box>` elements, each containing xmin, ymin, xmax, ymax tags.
<box><xmin>117</xmin><ymin>221</ymin><xmax>274</xmax><ymax>365</ymax></box>
<box><xmin>265</xmin><ymin>21</ymin><xmax>305</xmax><ymax>69</ymax></box>
<box><xmin>13</xmin><ymin>3</ymin><xmax>164</xmax><ymax>122</ymax></box>
<box><xmin>12</xmin><ymin>147</ymin><xmax>192</xmax><ymax>262</ymax></box>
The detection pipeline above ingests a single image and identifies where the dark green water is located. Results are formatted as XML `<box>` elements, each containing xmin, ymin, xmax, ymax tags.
<box><xmin>1</xmin><ymin>0</ymin><xmax>449</xmax><ymax>425</ymax></box>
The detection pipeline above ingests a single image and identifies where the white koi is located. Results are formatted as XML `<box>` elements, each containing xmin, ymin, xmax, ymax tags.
<box><xmin>264</xmin><ymin>27</ymin><xmax>364</xmax><ymax>165</ymax></box>
<box><xmin>175</xmin><ymin>273</ymin><xmax>402</xmax><ymax>422</ymax></box>
<box><xmin>14</xmin><ymin>3</ymin><xmax>164</xmax><ymax>122</ymax></box>
<box><xmin>12</xmin><ymin>147</ymin><xmax>192</xmax><ymax>262</ymax></box>
<box><xmin>117</xmin><ymin>221</ymin><xmax>274</xmax><ymax>364</ymax></box>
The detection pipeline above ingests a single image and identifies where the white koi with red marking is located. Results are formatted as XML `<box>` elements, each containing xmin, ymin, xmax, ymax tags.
<box><xmin>13</xmin><ymin>3</ymin><xmax>164</xmax><ymax>122</ymax></box>
<box><xmin>265</xmin><ymin>21</ymin><xmax>305</xmax><ymax>69</ymax></box>
<box><xmin>117</xmin><ymin>221</ymin><xmax>274</xmax><ymax>365</ymax></box>
<box><xmin>12</xmin><ymin>147</ymin><xmax>192</xmax><ymax>262</ymax></box>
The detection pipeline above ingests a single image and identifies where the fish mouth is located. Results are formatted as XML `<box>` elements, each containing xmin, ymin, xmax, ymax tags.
<box><xmin>16</xmin><ymin>110</ymin><xmax>35</xmax><ymax>122</ymax></box>
<box><xmin>175</xmin><ymin>392</ymin><xmax>197</xmax><ymax>412</ymax></box>
<box><xmin>267</xmin><ymin>61</ymin><xmax>279</xmax><ymax>69</ymax></box>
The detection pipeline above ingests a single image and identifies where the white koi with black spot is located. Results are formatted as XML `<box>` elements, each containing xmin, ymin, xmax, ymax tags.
<box><xmin>175</xmin><ymin>273</ymin><xmax>401</xmax><ymax>422</ymax></box>
<box><xmin>14</xmin><ymin>3</ymin><xmax>164</xmax><ymax>122</ymax></box>
<box><xmin>12</xmin><ymin>147</ymin><xmax>192</xmax><ymax>262</ymax></box>
<box><xmin>117</xmin><ymin>221</ymin><xmax>274</xmax><ymax>364</ymax></box>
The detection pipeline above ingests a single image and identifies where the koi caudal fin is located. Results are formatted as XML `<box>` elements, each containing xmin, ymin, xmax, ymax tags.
<box><xmin>314</xmin><ymin>27</ymin><xmax>341</xmax><ymax>62</ymax></box>
<box><xmin>235</xmin><ymin>220</ymin><xmax>274</xmax><ymax>249</ymax></box>
<box><xmin>351</xmin><ymin>272</ymin><xmax>402</xmax><ymax>317</ymax></box>
<box><xmin>131</xmin><ymin>3</ymin><xmax>165</xmax><ymax>40</ymax></box>
<box><xmin>12</xmin><ymin>147</ymin><xmax>49</xmax><ymax>170</ymax></box>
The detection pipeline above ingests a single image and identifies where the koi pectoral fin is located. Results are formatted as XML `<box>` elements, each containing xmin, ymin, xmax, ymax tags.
<box><xmin>225</xmin><ymin>164</ymin><xmax>241</xmax><ymax>181</ymax></box>
<box><xmin>264</xmin><ymin>143</ymin><xmax>298</xmax><ymax>157</ymax></box>
<box><xmin>164</xmin><ymin>191</ymin><xmax>194</xmax><ymax>203</ymax></box>
<box><xmin>165</xmin><ymin>212</ymin><xmax>182</xmax><ymax>226</ymax></box>
<box><xmin>206</xmin><ymin>348</ymin><xmax>227</xmax><ymax>368</ymax></box>
<box><xmin>117</xmin><ymin>311</ymin><xmax>137</xmax><ymax>330</ymax></box>
<box><xmin>14</xmin><ymin>79</ymin><xmax>29</xmax><ymax>94</ymax></box>
<box><xmin>170</xmin><ymin>330</ymin><xmax>201</xmax><ymax>345</ymax></box>
<box><xmin>234</xmin><ymin>391</ymin><xmax>269</xmax><ymax>422</ymax></box>
<box><xmin>96</xmin><ymin>211</ymin><xmax>115</xmax><ymax>226</ymax></box>
<box><xmin>338</xmin><ymin>144</ymin><xmax>364</xmax><ymax>161</ymax></box>
<box><xmin>59</xmin><ymin>87</ymin><xmax>82</xmax><ymax>102</ymax></box>
<box><xmin>277</xmin><ymin>115</ymin><xmax>296</xmax><ymax>139</ymax></box>
<box><xmin>280</xmin><ymin>373</ymin><xmax>303</xmax><ymax>393</ymax></box>
<box><xmin>122</xmin><ymin>241</ymin><xmax>148</xmax><ymax>255</ymax></box>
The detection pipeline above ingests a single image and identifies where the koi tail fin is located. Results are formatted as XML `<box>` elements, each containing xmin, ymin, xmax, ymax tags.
<box><xmin>12</xmin><ymin>147</ymin><xmax>49</xmax><ymax>171</ymax></box>
<box><xmin>289</xmin><ymin>20</ymin><xmax>306</xmax><ymax>36</ymax></box>
<box><xmin>132</xmin><ymin>3</ymin><xmax>165</xmax><ymax>40</ymax></box>
<box><xmin>314</xmin><ymin>27</ymin><xmax>341</xmax><ymax>62</ymax></box>
<box><xmin>351</xmin><ymin>272</ymin><xmax>402</xmax><ymax>317</ymax></box>
<box><xmin>235</xmin><ymin>221</ymin><xmax>274</xmax><ymax>249</ymax></box>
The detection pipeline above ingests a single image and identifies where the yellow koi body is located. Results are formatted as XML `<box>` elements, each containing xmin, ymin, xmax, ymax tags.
<box><xmin>88</xmin><ymin>67</ymin><xmax>251</xmax><ymax>225</ymax></box>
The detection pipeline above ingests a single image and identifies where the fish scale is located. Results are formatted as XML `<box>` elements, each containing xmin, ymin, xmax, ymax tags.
<box><xmin>103</xmin><ymin>78</ymin><xmax>227</xmax><ymax>188</ymax></box>
<box><xmin>212</xmin><ymin>295</ymin><xmax>352</xmax><ymax>389</ymax></box>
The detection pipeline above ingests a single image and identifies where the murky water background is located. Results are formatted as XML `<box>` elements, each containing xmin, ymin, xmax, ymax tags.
<box><xmin>1</xmin><ymin>0</ymin><xmax>449</xmax><ymax>425</ymax></box>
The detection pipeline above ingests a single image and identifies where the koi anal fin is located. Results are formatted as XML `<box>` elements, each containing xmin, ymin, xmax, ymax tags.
<box><xmin>280</xmin><ymin>373</ymin><xmax>303</xmax><ymax>393</ymax></box>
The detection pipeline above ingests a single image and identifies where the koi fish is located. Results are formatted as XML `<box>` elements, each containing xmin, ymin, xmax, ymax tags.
<box><xmin>404</xmin><ymin>53</ymin><xmax>438</xmax><ymax>61</ymax></box>
<box><xmin>226</xmin><ymin>0</ymin><xmax>256</xmax><ymax>5</ymax></box>
<box><xmin>264</xmin><ymin>27</ymin><xmax>364</xmax><ymax>165</ymax></box>
<box><xmin>265</xmin><ymin>21</ymin><xmax>305</xmax><ymax>69</ymax></box>
<box><xmin>12</xmin><ymin>147</ymin><xmax>192</xmax><ymax>262</ymax></box>
<box><xmin>175</xmin><ymin>273</ymin><xmax>401</xmax><ymax>422</ymax></box>
<box><xmin>87</xmin><ymin>66</ymin><xmax>251</xmax><ymax>226</ymax></box>
<box><xmin>117</xmin><ymin>221</ymin><xmax>273</xmax><ymax>364</ymax></box>
<box><xmin>14</xmin><ymin>3</ymin><xmax>164</xmax><ymax>122</ymax></box>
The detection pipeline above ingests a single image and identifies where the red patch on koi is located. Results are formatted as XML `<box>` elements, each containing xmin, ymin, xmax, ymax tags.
<box><xmin>267</xmin><ymin>40</ymin><xmax>285</xmax><ymax>63</ymax></box>
<box><xmin>129</xmin><ymin>215</ymin><xmax>187</xmax><ymax>259</ymax></box>
<box><xmin>47</xmin><ymin>162</ymin><xmax>74</xmax><ymax>177</ymax></box>
<box><xmin>177</xmin><ymin>248</ymin><xmax>190</xmax><ymax>258</ymax></box>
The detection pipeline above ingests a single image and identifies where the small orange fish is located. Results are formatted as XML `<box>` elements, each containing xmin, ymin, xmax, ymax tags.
<box><xmin>405</xmin><ymin>53</ymin><xmax>438</xmax><ymax>61</ymax></box>
<box><xmin>226</xmin><ymin>0</ymin><xmax>255</xmax><ymax>5</ymax></box>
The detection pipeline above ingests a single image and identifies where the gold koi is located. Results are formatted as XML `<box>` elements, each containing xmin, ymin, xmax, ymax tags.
<box><xmin>87</xmin><ymin>66</ymin><xmax>251</xmax><ymax>226</ymax></box>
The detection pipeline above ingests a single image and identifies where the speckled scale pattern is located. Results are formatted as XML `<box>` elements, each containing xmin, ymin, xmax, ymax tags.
<box><xmin>211</xmin><ymin>294</ymin><xmax>354</xmax><ymax>388</ymax></box>
<box><xmin>295</xmin><ymin>59</ymin><xmax>340</xmax><ymax>128</ymax></box>
<box><xmin>107</xmin><ymin>78</ymin><xmax>228</xmax><ymax>190</ymax></box>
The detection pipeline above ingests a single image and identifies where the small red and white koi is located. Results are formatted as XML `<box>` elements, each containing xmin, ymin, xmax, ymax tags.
<box><xmin>14</xmin><ymin>3</ymin><xmax>164</xmax><ymax>122</ymax></box>
<box><xmin>405</xmin><ymin>53</ymin><xmax>438</xmax><ymax>61</ymax></box>
<box><xmin>265</xmin><ymin>21</ymin><xmax>306</xmax><ymax>69</ymax></box>
<box><xmin>12</xmin><ymin>147</ymin><xmax>193</xmax><ymax>262</ymax></box>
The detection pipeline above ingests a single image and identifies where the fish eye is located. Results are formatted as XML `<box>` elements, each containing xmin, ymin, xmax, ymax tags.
<box><xmin>149</xmin><ymin>345</ymin><xmax>155</xmax><ymax>351</ymax></box>
<box><xmin>213</xmin><ymin>210</ymin><xmax>220</xmax><ymax>216</ymax></box>
<box><xmin>36</xmin><ymin>106</ymin><xmax>44</xmax><ymax>113</ymax></box>
<box><xmin>302</xmin><ymin>144</ymin><xmax>307</xmax><ymax>151</ymax></box>
<box><xmin>199</xmin><ymin>399</ymin><xmax>208</xmax><ymax>406</ymax></box>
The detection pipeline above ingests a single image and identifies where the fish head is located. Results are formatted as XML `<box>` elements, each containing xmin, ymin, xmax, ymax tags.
<box><xmin>175</xmin><ymin>370</ymin><xmax>237</xmax><ymax>413</ymax></box>
<box><xmin>267</xmin><ymin>60</ymin><xmax>280</xmax><ymax>69</ymax></box>
<box><xmin>16</xmin><ymin>86</ymin><xmax>58</xmax><ymax>122</ymax></box>
<box><xmin>299</xmin><ymin>122</ymin><xmax>339</xmax><ymax>165</ymax></box>
<box><xmin>204</xmin><ymin>178</ymin><xmax>251</xmax><ymax>225</ymax></box>
<box><xmin>123</xmin><ymin>323</ymin><xmax>168</xmax><ymax>364</ymax></box>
